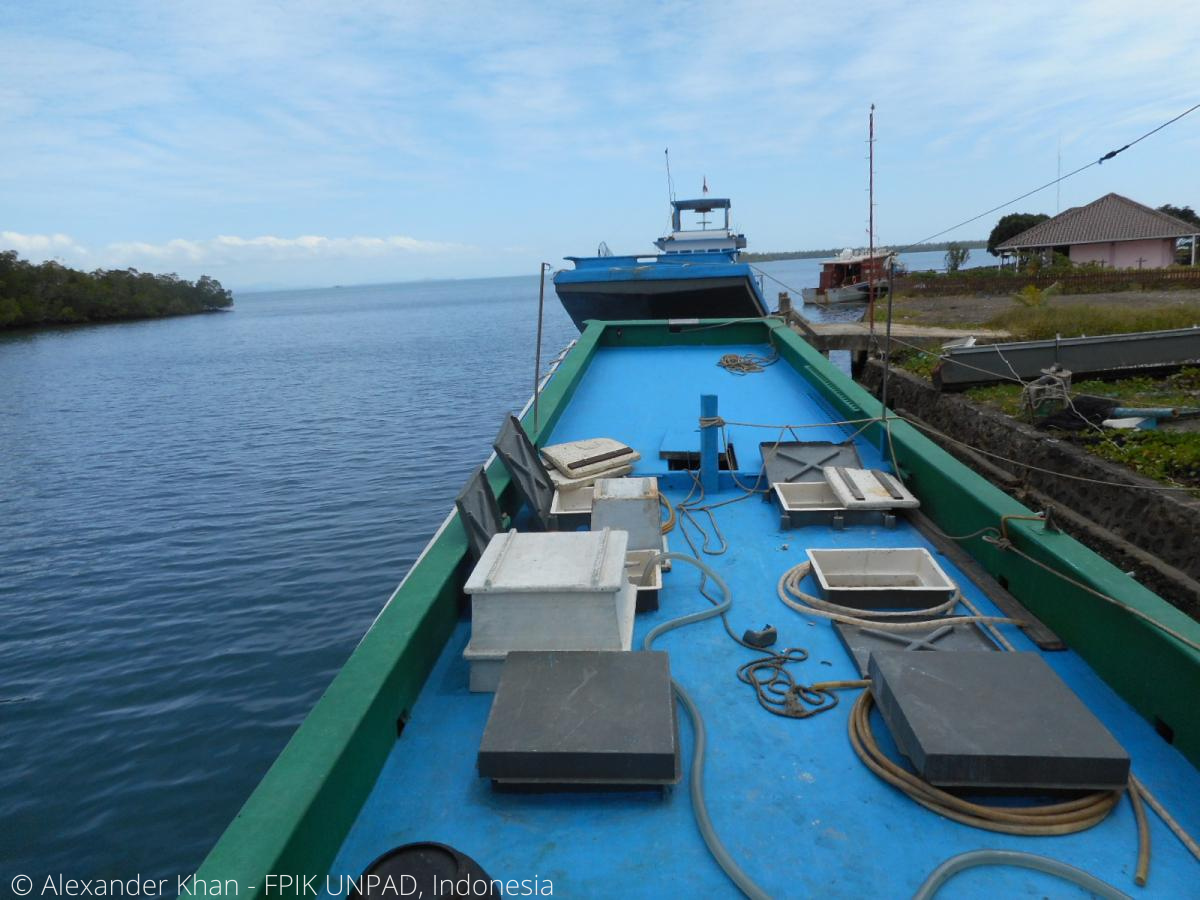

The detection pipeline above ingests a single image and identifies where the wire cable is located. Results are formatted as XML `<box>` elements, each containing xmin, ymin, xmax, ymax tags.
<box><xmin>640</xmin><ymin>552</ymin><xmax>770</xmax><ymax>900</ymax></box>
<box><xmin>980</xmin><ymin>535</ymin><xmax>1200</xmax><ymax>656</ymax></box>
<box><xmin>892</xmin><ymin>101</ymin><xmax>1200</xmax><ymax>253</ymax></box>
<box><xmin>896</xmin><ymin>411</ymin><xmax>1199</xmax><ymax>493</ymax></box>
<box><xmin>912</xmin><ymin>849</ymin><xmax>1131</xmax><ymax>900</ymax></box>
<box><xmin>1130</xmin><ymin>774</ymin><xmax>1200</xmax><ymax>865</ymax></box>
<box><xmin>777</xmin><ymin>561</ymin><xmax>1022</xmax><ymax>633</ymax></box>
<box><xmin>848</xmin><ymin>689</ymin><xmax>1123</xmax><ymax>836</ymax></box>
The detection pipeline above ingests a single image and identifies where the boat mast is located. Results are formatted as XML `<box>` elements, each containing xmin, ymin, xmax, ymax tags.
<box><xmin>868</xmin><ymin>103</ymin><xmax>876</xmax><ymax>333</ymax></box>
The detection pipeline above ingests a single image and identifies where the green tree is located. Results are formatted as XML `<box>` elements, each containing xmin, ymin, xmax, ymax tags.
<box><xmin>1159</xmin><ymin>205</ymin><xmax>1200</xmax><ymax>265</ymax></box>
<box><xmin>1157</xmin><ymin>204</ymin><xmax>1200</xmax><ymax>228</ymax></box>
<box><xmin>0</xmin><ymin>248</ymin><xmax>233</xmax><ymax>330</ymax></box>
<box><xmin>987</xmin><ymin>212</ymin><xmax>1050</xmax><ymax>256</ymax></box>
<box><xmin>944</xmin><ymin>242</ymin><xmax>969</xmax><ymax>272</ymax></box>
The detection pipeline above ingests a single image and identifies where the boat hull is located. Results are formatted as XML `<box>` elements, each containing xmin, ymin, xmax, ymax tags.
<box><xmin>555</xmin><ymin>277</ymin><xmax>766</xmax><ymax>329</ymax></box>
<box><xmin>196</xmin><ymin>317</ymin><xmax>1200</xmax><ymax>896</ymax></box>
<box><xmin>802</xmin><ymin>283</ymin><xmax>889</xmax><ymax>305</ymax></box>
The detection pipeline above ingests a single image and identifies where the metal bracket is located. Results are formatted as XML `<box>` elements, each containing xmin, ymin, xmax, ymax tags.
<box><xmin>493</xmin><ymin>414</ymin><xmax>557</xmax><ymax>530</ymax></box>
<box><xmin>455</xmin><ymin>467</ymin><xmax>504</xmax><ymax>563</ymax></box>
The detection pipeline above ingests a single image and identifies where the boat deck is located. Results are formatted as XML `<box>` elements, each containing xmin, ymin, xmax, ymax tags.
<box><xmin>322</xmin><ymin>344</ymin><xmax>1199</xmax><ymax>897</ymax></box>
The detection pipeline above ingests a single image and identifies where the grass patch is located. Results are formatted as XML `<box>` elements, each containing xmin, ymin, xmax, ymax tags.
<box><xmin>1072</xmin><ymin>370</ymin><xmax>1200</xmax><ymax>409</ymax></box>
<box><xmin>892</xmin><ymin>349</ymin><xmax>939</xmax><ymax>380</ymax></box>
<box><xmin>1081</xmin><ymin>431</ymin><xmax>1200</xmax><ymax>489</ymax></box>
<box><xmin>965</xmin><ymin>368</ymin><xmax>1200</xmax><ymax>417</ymax></box>
<box><xmin>962</xmin><ymin>368</ymin><xmax>1200</xmax><ymax>490</ymax></box>
<box><xmin>985</xmin><ymin>303</ymin><xmax>1200</xmax><ymax>341</ymax></box>
<box><xmin>965</xmin><ymin>383</ymin><xmax>1025</xmax><ymax>415</ymax></box>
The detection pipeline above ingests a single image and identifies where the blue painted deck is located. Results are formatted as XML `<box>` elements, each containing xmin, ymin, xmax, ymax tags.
<box><xmin>324</xmin><ymin>345</ymin><xmax>1199</xmax><ymax>897</ymax></box>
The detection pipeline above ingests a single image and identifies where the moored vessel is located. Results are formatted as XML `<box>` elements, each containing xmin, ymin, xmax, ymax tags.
<box><xmin>553</xmin><ymin>194</ymin><xmax>769</xmax><ymax>328</ymax></box>
<box><xmin>801</xmin><ymin>249</ymin><xmax>894</xmax><ymax>304</ymax></box>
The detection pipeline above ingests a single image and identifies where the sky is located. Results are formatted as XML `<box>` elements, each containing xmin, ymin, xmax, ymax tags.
<box><xmin>2</xmin><ymin>1</ymin><xmax>1198</xmax><ymax>291</ymax></box>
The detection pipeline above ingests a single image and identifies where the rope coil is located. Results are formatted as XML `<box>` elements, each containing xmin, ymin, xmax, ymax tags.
<box><xmin>717</xmin><ymin>351</ymin><xmax>779</xmax><ymax>375</ymax></box>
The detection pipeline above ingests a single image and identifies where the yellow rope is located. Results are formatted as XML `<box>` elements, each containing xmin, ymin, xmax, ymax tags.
<box><xmin>658</xmin><ymin>491</ymin><xmax>676</xmax><ymax>534</ymax></box>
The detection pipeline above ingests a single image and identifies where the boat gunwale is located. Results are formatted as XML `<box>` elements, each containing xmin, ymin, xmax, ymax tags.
<box><xmin>195</xmin><ymin>317</ymin><xmax>1200</xmax><ymax>893</ymax></box>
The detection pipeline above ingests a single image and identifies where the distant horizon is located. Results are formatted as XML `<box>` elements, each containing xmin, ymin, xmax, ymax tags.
<box><xmin>229</xmin><ymin>243</ymin><xmax>991</xmax><ymax>295</ymax></box>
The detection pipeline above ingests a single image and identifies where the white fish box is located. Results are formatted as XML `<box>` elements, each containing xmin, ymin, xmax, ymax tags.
<box><xmin>772</xmin><ymin>482</ymin><xmax>893</xmax><ymax>530</ymax></box>
<box><xmin>549</xmin><ymin>484</ymin><xmax>594</xmax><ymax>529</ymax></box>
<box><xmin>548</xmin><ymin>464</ymin><xmax>634</xmax><ymax>491</ymax></box>
<box><xmin>591</xmin><ymin>477</ymin><xmax>661</xmax><ymax>552</ymax></box>
<box><xmin>806</xmin><ymin>547</ymin><xmax>955</xmax><ymax>609</ymax></box>
<box><xmin>541</xmin><ymin>438</ymin><xmax>641</xmax><ymax>479</ymax></box>
<box><xmin>464</xmin><ymin>581</ymin><xmax>636</xmax><ymax>692</ymax></box>
<box><xmin>463</xmin><ymin>529</ymin><xmax>636</xmax><ymax>690</ymax></box>
<box><xmin>625</xmin><ymin>549</ymin><xmax>663</xmax><ymax>613</ymax></box>
<box><xmin>824</xmin><ymin>467</ymin><xmax>920</xmax><ymax>510</ymax></box>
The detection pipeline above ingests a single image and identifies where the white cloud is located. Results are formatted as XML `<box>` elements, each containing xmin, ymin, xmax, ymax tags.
<box><xmin>0</xmin><ymin>231</ymin><xmax>89</xmax><ymax>257</ymax></box>
<box><xmin>3</xmin><ymin>231</ymin><xmax>465</xmax><ymax>270</ymax></box>
<box><xmin>2</xmin><ymin>1</ymin><xmax>1197</xmax><ymax>275</ymax></box>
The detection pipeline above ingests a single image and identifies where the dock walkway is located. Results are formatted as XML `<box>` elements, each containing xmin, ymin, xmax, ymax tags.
<box><xmin>782</xmin><ymin>309</ymin><xmax>1010</xmax><ymax>375</ymax></box>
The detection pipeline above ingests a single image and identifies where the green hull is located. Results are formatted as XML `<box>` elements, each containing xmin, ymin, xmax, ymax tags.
<box><xmin>196</xmin><ymin>318</ymin><xmax>1200</xmax><ymax>892</ymax></box>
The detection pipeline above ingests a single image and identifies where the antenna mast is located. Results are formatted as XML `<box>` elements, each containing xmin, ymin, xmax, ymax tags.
<box><xmin>868</xmin><ymin>103</ymin><xmax>876</xmax><ymax>333</ymax></box>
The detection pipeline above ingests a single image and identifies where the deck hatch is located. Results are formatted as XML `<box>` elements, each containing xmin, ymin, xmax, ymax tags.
<box><xmin>760</xmin><ymin>441</ymin><xmax>862</xmax><ymax>484</ymax></box>
<box><xmin>869</xmin><ymin>651</ymin><xmax>1131</xmax><ymax>789</ymax></box>
<box><xmin>477</xmin><ymin>651</ymin><xmax>680</xmax><ymax>786</ymax></box>
<box><xmin>833</xmin><ymin>621</ymin><xmax>998</xmax><ymax>678</ymax></box>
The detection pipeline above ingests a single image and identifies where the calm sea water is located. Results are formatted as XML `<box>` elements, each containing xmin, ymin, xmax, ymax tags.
<box><xmin>0</xmin><ymin>250</ymin><xmax>975</xmax><ymax>884</ymax></box>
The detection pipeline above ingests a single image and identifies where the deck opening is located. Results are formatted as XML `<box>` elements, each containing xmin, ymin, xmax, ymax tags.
<box><xmin>1154</xmin><ymin>716</ymin><xmax>1175</xmax><ymax>744</ymax></box>
<box><xmin>663</xmin><ymin>444</ymin><xmax>738</xmax><ymax>471</ymax></box>
<box><xmin>997</xmin><ymin>574</ymin><xmax>1010</xmax><ymax>591</ymax></box>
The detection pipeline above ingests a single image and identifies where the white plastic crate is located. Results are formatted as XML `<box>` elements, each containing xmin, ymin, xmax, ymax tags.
<box><xmin>591</xmin><ymin>476</ymin><xmax>661</xmax><ymax>552</ymax></box>
<box><xmin>807</xmin><ymin>547</ymin><xmax>955</xmax><ymax>609</ymax></box>
<box><xmin>463</xmin><ymin>528</ymin><xmax>635</xmax><ymax>691</ymax></box>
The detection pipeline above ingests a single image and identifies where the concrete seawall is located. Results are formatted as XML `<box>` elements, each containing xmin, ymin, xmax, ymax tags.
<box><xmin>860</xmin><ymin>360</ymin><xmax>1200</xmax><ymax>619</ymax></box>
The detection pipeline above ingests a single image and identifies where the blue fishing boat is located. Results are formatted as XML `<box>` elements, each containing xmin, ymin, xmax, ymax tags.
<box><xmin>196</xmin><ymin>316</ymin><xmax>1200</xmax><ymax>897</ymax></box>
<box><xmin>554</xmin><ymin>196</ymin><xmax>769</xmax><ymax>329</ymax></box>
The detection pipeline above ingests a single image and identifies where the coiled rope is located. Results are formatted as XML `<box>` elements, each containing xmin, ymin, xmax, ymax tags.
<box><xmin>848</xmin><ymin>689</ymin><xmax>1125</xmax><ymax>836</ymax></box>
<box><xmin>717</xmin><ymin>351</ymin><xmax>779</xmax><ymax>375</ymax></box>
<box><xmin>777</xmin><ymin>561</ymin><xmax>1023</xmax><ymax>632</ymax></box>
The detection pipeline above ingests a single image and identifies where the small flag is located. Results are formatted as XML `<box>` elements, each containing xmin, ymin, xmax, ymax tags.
<box><xmin>702</xmin><ymin>176</ymin><xmax>709</xmax><ymax>194</ymax></box>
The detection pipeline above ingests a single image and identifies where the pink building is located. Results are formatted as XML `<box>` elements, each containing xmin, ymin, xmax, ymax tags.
<box><xmin>997</xmin><ymin>193</ymin><xmax>1198</xmax><ymax>269</ymax></box>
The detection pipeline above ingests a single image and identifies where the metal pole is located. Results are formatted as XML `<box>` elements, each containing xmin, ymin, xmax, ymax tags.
<box><xmin>868</xmin><ymin>103</ymin><xmax>876</xmax><ymax>335</ymax></box>
<box><xmin>700</xmin><ymin>394</ymin><xmax>719</xmax><ymax>494</ymax></box>
<box><xmin>533</xmin><ymin>262</ymin><xmax>550</xmax><ymax>439</ymax></box>
<box><xmin>879</xmin><ymin>258</ymin><xmax>896</xmax><ymax>457</ymax></box>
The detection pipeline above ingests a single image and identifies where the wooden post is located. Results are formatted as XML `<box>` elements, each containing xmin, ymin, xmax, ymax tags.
<box><xmin>533</xmin><ymin>262</ymin><xmax>550</xmax><ymax>438</ymax></box>
<box><xmin>851</xmin><ymin>351</ymin><xmax>868</xmax><ymax>380</ymax></box>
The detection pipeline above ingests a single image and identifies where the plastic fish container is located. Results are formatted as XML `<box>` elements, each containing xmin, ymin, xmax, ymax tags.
<box><xmin>549</xmin><ymin>484</ymin><xmax>593</xmax><ymax>530</ymax></box>
<box><xmin>773</xmin><ymin>482</ymin><xmax>893</xmax><ymax>530</ymax></box>
<box><xmin>807</xmin><ymin>547</ymin><xmax>955</xmax><ymax>609</ymax></box>
<box><xmin>463</xmin><ymin>528</ymin><xmax>635</xmax><ymax>691</ymax></box>
<box><xmin>625</xmin><ymin>549</ymin><xmax>663</xmax><ymax>613</ymax></box>
<box><xmin>592</xmin><ymin>476</ymin><xmax>662</xmax><ymax>551</ymax></box>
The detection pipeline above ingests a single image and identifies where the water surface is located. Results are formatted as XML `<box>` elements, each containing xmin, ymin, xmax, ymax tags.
<box><xmin>0</xmin><ymin>250</ymin><xmax>980</xmax><ymax>882</ymax></box>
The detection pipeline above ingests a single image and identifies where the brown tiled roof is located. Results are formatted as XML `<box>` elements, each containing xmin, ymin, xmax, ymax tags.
<box><xmin>997</xmin><ymin>193</ymin><xmax>1198</xmax><ymax>250</ymax></box>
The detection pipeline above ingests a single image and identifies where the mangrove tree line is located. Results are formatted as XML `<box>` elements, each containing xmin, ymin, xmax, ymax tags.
<box><xmin>0</xmin><ymin>250</ymin><xmax>233</xmax><ymax>330</ymax></box>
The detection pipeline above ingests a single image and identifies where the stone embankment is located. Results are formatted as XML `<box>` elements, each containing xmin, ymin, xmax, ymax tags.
<box><xmin>860</xmin><ymin>360</ymin><xmax>1200</xmax><ymax>619</ymax></box>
